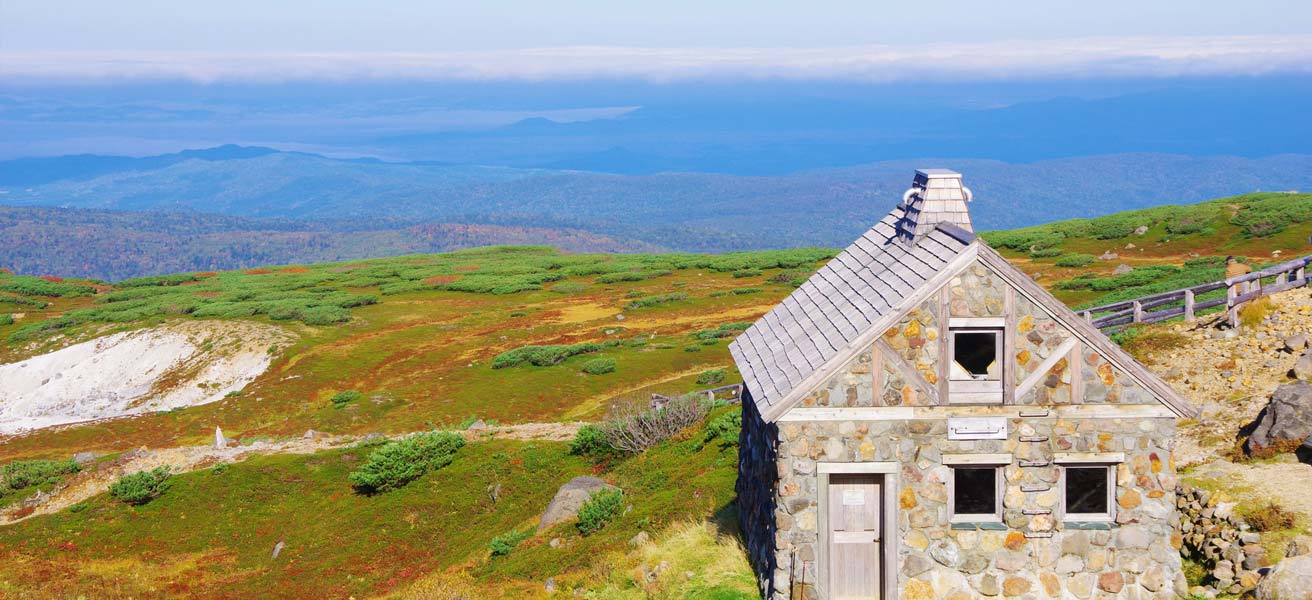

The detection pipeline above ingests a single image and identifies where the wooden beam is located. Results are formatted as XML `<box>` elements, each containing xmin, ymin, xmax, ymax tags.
<box><xmin>1014</xmin><ymin>337</ymin><xmax>1079</xmax><ymax>400</ymax></box>
<box><xmin>974</xmin><ymin>244</ymin><xmax>1200</xmax><ymax>419</ymax></box>
<box><xmin>874</xmin><ymin>338</ymin><xmax>939</xmax><ymax>405</ymax></box>
<box><xmin>776</xmin><ymin>404</ymin><xmax>1179</xmax><ymax>422</ymax></box>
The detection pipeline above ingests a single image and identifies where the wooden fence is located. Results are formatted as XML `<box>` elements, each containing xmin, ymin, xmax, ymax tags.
<box><xmin>1080</xmin><ymin>255</ymin><xmax>1312</xmax><ymax>330</ymax></box>
<box><xmin>650</xmin><ymin>382</ymin><xmax>743</xmax><ymax>410</ymax></box>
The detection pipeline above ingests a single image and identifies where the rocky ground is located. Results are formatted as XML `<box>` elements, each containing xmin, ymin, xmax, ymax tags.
<box><xmin>0</xmin><ymin>320</ymin><xmax>295</xmax><ymax>434</ymax></box>
<box><xmin>1134</xmin><ymin>287</ymin><xmax>1312</xmax><ymax>467</ymax></box>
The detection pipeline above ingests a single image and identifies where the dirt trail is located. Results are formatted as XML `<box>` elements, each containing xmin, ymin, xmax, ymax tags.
<box><xmin>1</xmin><ymin>421</ymin><xmax>585</xmax><ymax>526</ymax></box>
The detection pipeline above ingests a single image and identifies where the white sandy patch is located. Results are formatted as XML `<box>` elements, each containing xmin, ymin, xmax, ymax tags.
<box><xmin>0</xmin><ymin>320</ymin><xmax>294</xmax><ymax>435</ymax></box>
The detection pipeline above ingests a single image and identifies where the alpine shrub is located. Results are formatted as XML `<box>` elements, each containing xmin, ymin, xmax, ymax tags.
<box><xmin>581</xmin><ymin>357</ymin><xmax>616</xmax><ymax>375</ymax></box>
<box><xmin>576</xmin><ymin>488</ymin><xmax>624</xmax><ymax>536</ymax></box>
<box><xmin>489</xmin><ymin>529</ymin><xmax>532</xmax><ymax>557</ymax></box>
<box><xmin>702</xmin><ymin>411</ymin><xmax>743</xmax><ymax>449</ymax></box>
<box><xmin>1055</xmin><ymin>254</ymin><xmax>1096</xmax><ymax>268</ymax></box>
<box><xmin>696</xmin><ymin>369</ymin><xmax>727</xmax><ymax>386</ymax></box>
<box><xmin>330</xmin><ymin>390</ymin><xmax>364</xmax><ymax>408</ymax></box>
<box><xmin>569</xmin><ymin>425</ymin><xmax>621</xmax><ymax>462</ymax></box>
<box><xmin>1</xmin><ymin>459</ymin><xmax>80</xmax><ymax>491</ymax></box>
<box><xmin>110</xmin><ymin>467</ymin><xmax>172</xmax><ymax>505</ymax></box>
<box><xmin>349</xmin><ymin>431</ymin><xmax>465</xmax><ymax>493</ymax></box>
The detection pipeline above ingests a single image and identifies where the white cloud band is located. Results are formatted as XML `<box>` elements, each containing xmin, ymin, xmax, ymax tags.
<box><xmin>4</xmin><ymin>36</ymin><xmax>1312</xmax><ymax>84</ymax></box>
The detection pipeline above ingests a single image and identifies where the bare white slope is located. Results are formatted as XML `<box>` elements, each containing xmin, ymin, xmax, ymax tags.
<box><xmin>0</xmin><ymin>320</ymin><xmax>294</xmax><ymax>434</ymax></box>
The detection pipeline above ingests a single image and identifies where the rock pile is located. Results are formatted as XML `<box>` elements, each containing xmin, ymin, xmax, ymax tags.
<box><xmin>1176</xmin><ymin>483</ymin><xmax>1269</xmax><ymax>596</ymax></box>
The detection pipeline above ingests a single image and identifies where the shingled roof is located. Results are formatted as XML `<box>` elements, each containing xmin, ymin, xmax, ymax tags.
<box><xmin>728</xmin><ymin>190</ymin><xmax>977</xmax><ymax>421</ymax></box>
<box><xmin>729</xmin><ymin>168</ymin><xmax>1198</xmax><ymax>422</ymax></box>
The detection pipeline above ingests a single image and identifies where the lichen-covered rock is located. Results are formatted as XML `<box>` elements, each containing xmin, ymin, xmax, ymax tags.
<box><xmin>537</xmin><ymin>476</ymin><xmax>620</xmax><ymax>532</ymax></box>
<box><xmin>1256</xmin><ymin>555</ymin><xmax>1312</xmax><ymax>600</ymax></box>
<box><xmin>1246</xmin><ymin>382</ymin><xmax>1312</xmax><ymax>454</ymax></box>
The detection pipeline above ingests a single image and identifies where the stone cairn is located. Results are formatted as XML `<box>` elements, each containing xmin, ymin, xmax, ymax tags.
<box><xmin>1176</xmin><ymin>483</ymin><xmax>1269</xmax><ymax>596</ymax></box>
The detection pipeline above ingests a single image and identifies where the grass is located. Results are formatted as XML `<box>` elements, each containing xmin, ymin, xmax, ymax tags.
<box><xmin>0</xmin><ymin>439</ymin><xmax>591</xmax><ymax>599</ymax></box>
<box><xmin>6</xmin><ymin>191</ymin><xmax>1312</xmax><ymax>598</ymax></box>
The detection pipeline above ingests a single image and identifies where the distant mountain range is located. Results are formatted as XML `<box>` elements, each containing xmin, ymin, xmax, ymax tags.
<box><xmin>1</xmin><ymin>146</ymin><xmax>1311</xmax><ymax>279</ymax></box>
<box><xmin>0</xmin><ymin>205</ymin><xmax>662</xmax><ymax>281</ymax></box>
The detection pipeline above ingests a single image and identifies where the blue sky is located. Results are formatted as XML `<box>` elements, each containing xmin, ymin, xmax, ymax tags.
<box><xmin>3</xmin><ymin>1</ymin><xmax>1311</xmax><ymax>82</ymax></box>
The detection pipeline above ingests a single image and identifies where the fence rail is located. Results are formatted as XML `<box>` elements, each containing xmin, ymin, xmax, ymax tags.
<box><xmin>650</xmin><ymin>383</ymin><xmax>744</xmax><ymax>410</ymax></box>
<box><xmin>1080</xmin><ymin>255</ymin><xmax>1312</xmax><ymax>330</ymax></box>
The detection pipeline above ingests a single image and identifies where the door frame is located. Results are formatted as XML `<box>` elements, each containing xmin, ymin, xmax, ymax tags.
<box><xmin>817</xmin><ymin>462</ymin><xmax>900</xmax><ymax>600</ymax></box>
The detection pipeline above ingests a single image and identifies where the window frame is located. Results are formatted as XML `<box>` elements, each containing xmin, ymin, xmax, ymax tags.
<box><xmin>946</xmin><ymin>463</ymin><xmax>1006</xmax><ymax>524</ymax></box>
<box><xmin>1059</xmin><ymin>463</ymin><xmax>1117</xmax><ymax>523</ymax></box>
<box><xmin>947</xmin><ymin>324</ymin><xmax>1005</xmax><ymax>405</ymax></box>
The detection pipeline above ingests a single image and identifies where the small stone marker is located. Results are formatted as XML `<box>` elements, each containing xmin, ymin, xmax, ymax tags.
<box><xmin>214</xmin><ymin>426</ymin><xmax>227</xmax><ymax>449</ymax></box>
<box><xmin>272</xmin><ymin>540</ymin><xmax>285</xmax><ymax>559</ymax></box>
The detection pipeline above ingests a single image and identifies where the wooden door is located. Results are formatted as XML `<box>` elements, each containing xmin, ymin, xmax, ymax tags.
<box><xmin>828</xmin><ymin>474</ymin><xmax>883</xmax><ymax>599</ymax></box>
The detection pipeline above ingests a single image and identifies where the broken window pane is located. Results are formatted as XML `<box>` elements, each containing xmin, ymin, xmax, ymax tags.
<box><xmin>952</xmin><ymin>330</ymin><xmax>999</xmax><ymax>380</ymax></box>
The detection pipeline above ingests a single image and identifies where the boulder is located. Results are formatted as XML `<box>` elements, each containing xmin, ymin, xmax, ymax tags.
<box><xmin>1099</xmin><ymin>251</ymin><xmax>1120</xmax><ymax>261</ymax></box>
<box><xmin>1134</xmin><ymin>225</ymin><xmax>1150</xmax><ymax>236</ymax></box>
<box><xmin>1295</xmin><ymin>351</ymin><xmax>1312</xmax><ymax>381</ymax></box>
<box><xmin>1257</xmin><ymin>555</ymin><xmax>1312</xmax><ymax>600</ymax></box>
<box><xmin>1286</xmin><ymin>334</ymin><xmax>1309</xmax><ymax>353</ymax></box>
<box><xmin>467</xmin><ymin>419</ymin><xmax>488</xmax><ymax>432</ymax></box>
<box><xmin>1112</xmin><ymin>264</ymin><xmax>1134</xmax><ymax>276</ymax></box>
<box><xmin>72</xmin><ymin>452</ymin><xmax>99</xmax><ymax>466</ymax></box>
<box><xmin>537</xmin><ymin>476</ymin><xmax>620</xmax><ymax>532</ymax></box>
<box><xmin>1246</xmin><ymin>382</ymin><xmax>1312</xmax><ymax>454</ymax></box>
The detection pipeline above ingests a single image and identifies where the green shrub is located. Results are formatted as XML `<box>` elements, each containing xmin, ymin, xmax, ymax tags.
<box><xmin>1165</xmin><ymin>217</ymin><xmax>1207</xmax><ymax>235</ymax></box>
<box><xmin>550</xmin><ymin>281</ymin><xmax>587</xmax><ymax>294</ymax></box>
<box><xmin>109</xmin><ymin>467</ymin><xmax>172</xmax><ymax>505</ymax></box>
<box><xmin>625</xmin><ymin>292</ymin><xmax>689</xmax><ymax>310</ymax></box>
<box><xmin>576</xmin><ymin>488</ymin><xmax>624</xmax><ymax>536</ymax></box>
<box><xmin>211</xmin><ymin>462</ymin><xmax>231</xmax><ymax>476</ymax></box>
<box><xmin>696</xmin><ymin>369</ymin><xmax>727</xmax><ymax>386</ymax></box>
<box><xmin>702</xmin><ymin>412</ymin><xmax>743</xmax><ymax>449</ymax></box>
<box><xmin>0</xmin><ymin>313</ymin><xmax>11</xmax><ymax>326</ymax></box>
<box><xmin>569</xmin><ymin>425</ymin><xmax>621</xmax><ymax>462</ymax></box>
<box><xmin>330</xmin><ymin>390</ymin><xmax>363</xmax><ymax>408</ymax></box>
<box><xmin>1055</xmin><ymin>254</ymin><xmax>1096</xmax><ymax>268</ymax></box>
<box><xmin>684</xmin><ymin>345</ymin><xmax>702</xmax><ymax>352</ymax></box>
<box><xmin>349</xmin><ymin>431</ymin><xmax>465</xmax><ymax>493</ymax></box>
<box><xmin>769</xmin><ymin>269</ymin><xmax>811</xmax><ymax>287</ymax></box>
<box><xmin>581</xmin><ymin>357</ymin><xmax>617</xmax><ymax>375</ymax></box>
<box><xmin>1029</xmin><ymin>247</ymin><xmax>1063</xmax><ymax>258</ymax></box>
<box><xmin>489</xmin><ymin>529</ymin><xmax>532</xmax><ymax>557</ymax></box>
<box><xmin>492</xmin><ymin>342</ymin><xmax>613</xmax><ymax>368</ymax></box>
<box><xmin>1</xmin><ymin>459</ymin><xmax>80</xmax><ymax>490</ymax></box>
<box><xmin>731</xmin><ymin>269</ymin><xmax>763</xmax><ymax>278</ymax></box>
<box><xmin>730</xmin><ymin>287</ymin><xmax>762</xmax><ymax>295</ymax></box>
<box><xmin>692</xmin><ymin>323</ymin><xmax>750</xmax><ymax>341</ymax></box>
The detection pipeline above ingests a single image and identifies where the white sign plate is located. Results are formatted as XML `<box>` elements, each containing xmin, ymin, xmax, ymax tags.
<box><xmin>948</xmin><ymin>417</ymin><xmax>1008</xmax><ymax>441</ymax></box>
<box><xmin>841</xmin><ymin>489</ymin><xmax>865</xmax><ymax>506</ymax></box>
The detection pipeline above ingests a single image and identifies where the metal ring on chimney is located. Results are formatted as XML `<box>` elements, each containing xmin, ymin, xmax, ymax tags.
<box><xmin>902</xmin><ymin>188</ymin><xmax>917</xmax><ymax>203</ymax></box>
<box><xmin>962</xmin><ymin>186</ymin><xmax>973</xmax><ymax>202</ymax></box>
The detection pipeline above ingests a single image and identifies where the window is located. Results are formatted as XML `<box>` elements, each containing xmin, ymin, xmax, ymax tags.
<box><xmin>948</xmin><ymin>326</ymin><xmax>1003</xmax><ymax>403</ymax></box>
<box><xmin>950</xmin><ymin>466</ymin><xmax>1001</xmax><ymax>521</ymax></box>
<box><xmin>1062</xmin><ymin>465</ymin><xmax>1115</xmax><ymax>521</ymax></box>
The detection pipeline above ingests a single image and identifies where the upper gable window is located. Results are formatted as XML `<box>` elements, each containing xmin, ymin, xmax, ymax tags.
<box><xmin>948</xmin><ymin>319</ymin><xmax>1004</xmax><ymax>404</ymax></box>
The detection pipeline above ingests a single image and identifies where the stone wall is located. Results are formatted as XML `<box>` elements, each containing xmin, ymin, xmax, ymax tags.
<box><xmin>1176</xmin><ymin>483</ymin><xmax>1269</xmax><ymax>596</ymax></box>
<box><xmin>766</xmin><ymin>414</ymin><xmax>1185</xmax><ymax>600</ymax></box>
<box><xmin>736</xmin><ymin>392</ymin><xmax>781</xmax><ymax>599</ymax></box>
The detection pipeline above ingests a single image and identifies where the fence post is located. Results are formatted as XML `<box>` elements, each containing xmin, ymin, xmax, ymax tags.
<box><xmin>1132</xmin><ymin>301</ymin><xmax>1144</xmax><ymax>324</ymax></box>
<box><xmin>1226</xmin><ymin>283</ymin><xmax>1239</xmax><ymax>328</ymax></box>
<box><xmin>1184</xmin><ymin>289</ymin><xmax>1195</xmax><ymax>323</ymax></box>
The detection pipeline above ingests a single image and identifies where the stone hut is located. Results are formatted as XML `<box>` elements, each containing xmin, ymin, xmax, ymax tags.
<box><xmin>729</xmin><ymin>169</ymin><xmax>1199</xmax><ymax>600</ymax></box>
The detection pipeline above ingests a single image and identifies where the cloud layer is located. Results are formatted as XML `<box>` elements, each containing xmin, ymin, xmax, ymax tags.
<box><xmin>4</xmin><ymin>35</ymin><xmax>1312</xmax><ymax>84</ymax></box>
